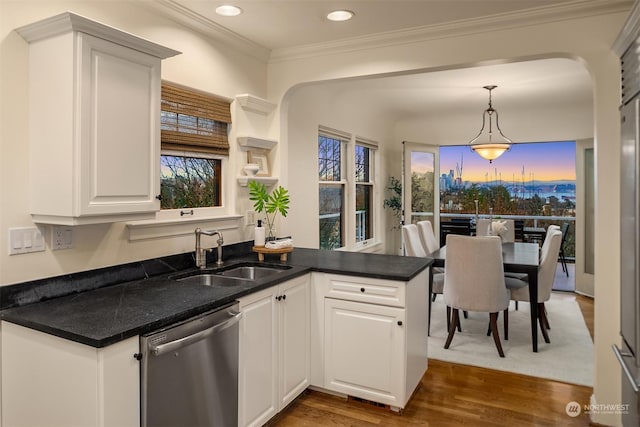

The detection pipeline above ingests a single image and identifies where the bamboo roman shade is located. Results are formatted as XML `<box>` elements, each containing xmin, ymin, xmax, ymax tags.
<box><xmin>161</xmin><ymin>81</ymin><xmax>231</xmax><ymax>155</ymax></box>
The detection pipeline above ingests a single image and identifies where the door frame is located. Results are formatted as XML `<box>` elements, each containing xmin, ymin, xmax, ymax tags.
<box><xmin>402</xmin><ymin>141</ymin><xmax>440</xmax><ymax>232</ymax></box>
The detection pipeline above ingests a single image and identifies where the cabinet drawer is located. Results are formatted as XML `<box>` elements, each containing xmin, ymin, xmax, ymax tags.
<box><xmin>325</xmin><ymin>274</ymin><xmax>405</xmax><ymax>307</ymax></box>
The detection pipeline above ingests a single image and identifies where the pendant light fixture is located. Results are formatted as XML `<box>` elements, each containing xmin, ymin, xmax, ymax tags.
<box><xmin>468</xmin><ymin>85</ymin><xmax>512</xmax><ymax>163</ymax></box>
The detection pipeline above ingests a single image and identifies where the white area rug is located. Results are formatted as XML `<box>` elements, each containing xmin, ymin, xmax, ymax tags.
<box><xmin>428</xmin><ymin>297</ymin><xmax>594</xmax><ymax>386</ymax></box>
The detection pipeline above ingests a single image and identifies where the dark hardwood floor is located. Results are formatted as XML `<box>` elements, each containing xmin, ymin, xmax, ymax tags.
<box><xmin>273</xmin><ymin>292</ymin><xmax>596</xmax><ymax>427</ymax></box>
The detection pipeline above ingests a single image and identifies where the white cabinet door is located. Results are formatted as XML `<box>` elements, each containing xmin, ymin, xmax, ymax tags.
<box><xmin>278</xmin><ymin>275</ymin><xmax>310</xmax><ymax>408</ymax></box>
<box><xmin>238</xmin><ymin>286</ymin><xmax>278</xmax><ymax>427</ymax></box>
<box><xmin>1</xmin><ymin>321</ymin><xmax>139</xmax><ymax>427</ymax></box>
<box><xmin>324</xmin><ymin>298</ymin><xmax>405</xmax><ymax>407</ymax></box>
<box><xmin>76</xmin><ymin>33</ymin><xmax>161</xmax><ymax>218</ymax></box>
<box><xmin>238</xmin><ymin>275</ymin><xmax>310</xmax><ymax>427</ymax></box>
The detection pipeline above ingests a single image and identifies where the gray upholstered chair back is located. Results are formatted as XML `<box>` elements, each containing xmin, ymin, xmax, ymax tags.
<box><xmin>417</xmin><ymin>220</ymin><xmax>439</xmax><ymax>254</ymax></box>
<box><xmin>402</xmin><ymin>224</ymin><xmax>427</xmax><ymax>257</ymax></box>
<box><xmin>443</xmin><ymin>235</ymin><xmax>510</xmax><ymax>313</ymax></box>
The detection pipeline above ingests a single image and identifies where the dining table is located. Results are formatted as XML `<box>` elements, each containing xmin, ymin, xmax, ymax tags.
<box><xmin>428</xmin><ymin>241</ymin><xmax>541</xmax><ymax>352</ymax></box>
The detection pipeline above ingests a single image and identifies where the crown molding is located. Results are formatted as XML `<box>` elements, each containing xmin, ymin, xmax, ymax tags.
<box><xmin>146</xmin><ymin>0</ymin><xmax>270</xmax><ymax>62</ymax></box>
<box><xmin>269</xmin><ymin>0</ymin><xmax>633</xmax><ymax>63</ymax></box>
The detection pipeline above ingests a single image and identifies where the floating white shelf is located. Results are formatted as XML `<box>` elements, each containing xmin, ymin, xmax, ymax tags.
<box><xmin>238</xmin><ymin>176</ymin><xmax>279</xmax><ymax>187</ymax></box>
<box><xmin>237</xmin><ymin>136</ymin><xmax>277</xmax><ymax>151</ymax></box>
<box><xmin>236</xmin><ymin>94</ymin><xmax>277</xmax><ymax>115</ymax></box>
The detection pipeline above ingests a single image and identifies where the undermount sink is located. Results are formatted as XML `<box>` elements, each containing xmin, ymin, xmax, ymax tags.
<box><xmin>173</xmin><ymin>262</ymin><xmax>292</xmax><ymax>287</ymax></box>
<box><xmin>218</xmin><ymin>265</ymin><xmax>290</xmax><ymax>280</ymax></box>
<box><xmin>176</xmin><ymin>274</ymin><xmax>240</xmax><ymax>287</ymax></box>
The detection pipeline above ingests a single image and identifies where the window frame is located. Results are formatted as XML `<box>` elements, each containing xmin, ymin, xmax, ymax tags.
<box><xmin>156</xmin><ymin>149</ymin><xmax>229</xmax><ymax>221</ymax></box>
<box><xmin>318</xmin><ymin>126</ymin><xmax>380</xmax><ymax>251</ymax></box>
<box><xmin>353</xmin><ymin>138</ymin><xmax>378</xmax><ymax>249</ymax></box>
<box><xmin>318</xmin><ymin>128</ymin><xmax>349</xmax><ymax>250</ymax></box>
<box><xmin>157</xmin><ymin>81</ymin><xmax>232</xmax><ymax>220</ymax></box>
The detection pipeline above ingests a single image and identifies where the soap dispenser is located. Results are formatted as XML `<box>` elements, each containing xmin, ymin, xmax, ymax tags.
<box><xmin>254</xmin><ymin>219</ymin><xmax>266</xmax><ymax>247</ymax></box>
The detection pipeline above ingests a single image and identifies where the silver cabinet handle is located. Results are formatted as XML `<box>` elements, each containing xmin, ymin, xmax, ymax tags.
<box><xmin>150</xmin><ymin>310</ymin><xmax>243</xmax><ymax>356</ymax></box>
<box><xmin>612</xmin><ymin>345</ymin><xmax>640</xmax><ymax>392</ymax></box>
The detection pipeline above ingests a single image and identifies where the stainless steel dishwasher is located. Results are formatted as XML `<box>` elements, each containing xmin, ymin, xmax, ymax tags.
<box><xmin>140</xmin><ymin>302</ymin><xmax>242</xmax><ymax>427</ymax></box>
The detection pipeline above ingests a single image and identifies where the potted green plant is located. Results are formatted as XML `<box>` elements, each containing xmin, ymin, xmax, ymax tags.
<box><xmin>383</xmin><ymin>176</ymin><xmax>403</xmax><ymax>229</ymax></box>
<box><xmin>248</xmin><ymin>180</ymin><xmax>290</xmax><ymax>240</ymax></box>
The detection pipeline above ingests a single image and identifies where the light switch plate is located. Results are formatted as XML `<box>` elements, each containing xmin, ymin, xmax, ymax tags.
<box><xmin>8</xmin><ymin>227</ymin><xmax>45</xmax><ymax>255</ymax></box>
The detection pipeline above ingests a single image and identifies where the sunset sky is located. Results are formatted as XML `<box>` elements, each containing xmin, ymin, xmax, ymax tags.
<box><xmin>439</xmin><ymin>141</ymin><xmax>576</xmax><ymax>182</ymax></box>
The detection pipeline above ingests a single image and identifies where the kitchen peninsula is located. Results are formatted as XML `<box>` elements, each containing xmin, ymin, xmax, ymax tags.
<box><xmin>1</xmin><ymin>246</ymin><xmax>431</xmax><ymax>427</ymax></box>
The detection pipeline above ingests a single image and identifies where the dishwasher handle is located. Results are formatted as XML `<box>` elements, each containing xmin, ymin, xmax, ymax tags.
<box><xmin>612</xmin><ymin>344</ymin><xmax>640</xmax><ymax>392</ymax></box>
<box><xmin>150</xmin><ymin>310</ymin><xmax>243</xmax><ymax>356</ymax></box>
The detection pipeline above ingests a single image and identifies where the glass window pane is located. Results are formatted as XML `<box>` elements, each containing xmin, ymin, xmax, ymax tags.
<box><xmin>318</xmin><ymin>136</ymin><xmax>341</xmax><ymax>181</ymax></box>
<box><xmin>356</xmin><ymin>184</ymin><xmax>372</xmax><ymax>242</ymax></box>
<box><xmin>319</xmin><ymin>185</ymin><xmax>343</xmax><ymax>249</ymax></box>
<box><xmin>355</xmin><ymin>145</ymin><xmax>370</xmax><ymax>182</ymax></box>
<box><xmin>410</xmin><ymin>151</ymin><xmax>435</xmax><ymax>224</ymax></box>
<box><xmin>160</xmin><ymin>155</ymin><xmax>221</xmax><ymax>209</ymax></box>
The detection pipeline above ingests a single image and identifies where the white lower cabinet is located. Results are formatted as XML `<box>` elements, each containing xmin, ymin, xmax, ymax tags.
<box><xmin>1</xmin><ymin>321</ymin><xmax>140</xmax><ymax>427</ymax></box>
<box><xmin>238</xmin><ymin>275</ymin><xmax>310</xmax><ymax>427</ymax></box>
<box><xmin>324</xmin><ymin>298</ymin><xmax>405</xmax><ymax>407</ymax></box>
<box><xmin>314</xmin><ymin>270</ymin><xmax>429</xmax><ymax>411</ymax></box>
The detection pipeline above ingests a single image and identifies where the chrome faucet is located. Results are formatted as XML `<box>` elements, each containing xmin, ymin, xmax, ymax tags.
<box><xmin>194</xmin><ymin>228</ymin><xmax>224</xmax><ymax>269</ymax></box>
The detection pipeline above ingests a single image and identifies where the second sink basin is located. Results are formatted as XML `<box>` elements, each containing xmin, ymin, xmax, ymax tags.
<box><xmin>218</xmin><ymin>265</ymin><xmax>289</xmax><ymax>280</ymax></box>
<box><xmin>172</xmin><ymin>262</ymin><xmax>292</xmax><ymax>287</ymax></box>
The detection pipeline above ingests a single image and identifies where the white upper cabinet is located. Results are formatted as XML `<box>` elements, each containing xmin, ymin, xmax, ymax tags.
<box><xmin>16</xmin><ymin>12</ymin><xmax>180</xmax><ymax>225</ymax></box>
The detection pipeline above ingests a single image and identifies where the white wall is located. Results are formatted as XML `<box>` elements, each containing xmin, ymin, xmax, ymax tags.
<box><xmin>282</xmin><ymin>83</ymin><xmax>399</xmax><ymax>251</ymax></box>
<box><xmin>0</xmin><ymin>1</ymin><xmax>267</xmax><ymax>285</ymax></box>
<box><xmin>269</xmin><ymin>10</ymin><xmax>627</xmax><ymax>427</ymax></box>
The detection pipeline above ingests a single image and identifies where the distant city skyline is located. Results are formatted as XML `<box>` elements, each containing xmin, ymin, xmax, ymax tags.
<box><xmin>440</xmin><ymin>141</ymin><xmax>576</xmax><ymax>183</ymax></box>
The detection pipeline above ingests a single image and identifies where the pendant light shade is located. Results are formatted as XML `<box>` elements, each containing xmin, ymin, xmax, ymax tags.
<box><xmin>468</xmin><ymin>85</ymin><xmax>512</xmax><ymax>163</ymax></box>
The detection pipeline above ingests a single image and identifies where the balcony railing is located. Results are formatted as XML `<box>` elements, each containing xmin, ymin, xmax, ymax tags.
<box><xmin>410</xmin><ymin>212</ymin><xmax>576</xmax><ymax>259</ymax></box>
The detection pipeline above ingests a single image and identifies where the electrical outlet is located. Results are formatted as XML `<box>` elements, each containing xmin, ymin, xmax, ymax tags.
<box><xmin>51</xmin><ymin>226</ymin><xmax>73</xmax><ymax>250</ymax></box>
<box><xmin>246</xmin><ymin>210</ymin><xmax>256</xmax><ymax>226</ymax></box>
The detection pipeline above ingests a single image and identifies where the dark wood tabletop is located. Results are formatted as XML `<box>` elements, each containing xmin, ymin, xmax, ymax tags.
<box><xmin>429</xmin><ymin>241</ymin><xmax>541</xmax><ymax>352</ymax></box>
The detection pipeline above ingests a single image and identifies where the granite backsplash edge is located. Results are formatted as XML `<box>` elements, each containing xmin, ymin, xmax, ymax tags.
<box><xmin>0</xmin><ymin>240</ymin><xmax>254</xmax><ymax>310</ymax></box>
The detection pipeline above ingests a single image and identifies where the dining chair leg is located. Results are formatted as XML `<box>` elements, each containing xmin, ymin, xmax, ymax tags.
<box><xmin>444</xmin><ymin>308</ymin><xmax>459</xmax><ymax>350</ymax></box>
<box><xmin>463</xmin><ymin>310</ymin><xmax>468</xmax><ymax>319</ymax></box>
<box><xmin>542</xmin><ymin>302</ymin><xmax>551</xmax><ymax>329</ymax></box>
<box><xmin>515</xmin><ymin>301</ymin><xmax>519</xmax><ymax>311</ymax></box>
<box><xmin>504</xmin><ymin>308</ymin><xmax>509</xmax><ymax>340</ymax></box>
<box><xmin>489</xmin><ymin>312</ymin><xmax>505</xmax><ymax>357</ymax></box>
<box><xmin>428</xmin><ymin>292</ymin><xmax>433</xmax><ymax>336</ymax></box>
<box><xmin>538</xmin><ymin>303</ymin><xmax>550</xmax><ymax>343</ymax></box>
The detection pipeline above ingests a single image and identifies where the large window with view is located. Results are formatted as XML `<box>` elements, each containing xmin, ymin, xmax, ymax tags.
<box><xmin>318</xmin><ymin>131</ymin><xmax>346</xmax><ymax>250</ymax></box>
<box><xmin>439</xmin><ymin>142</ymin><xmax>576</xmax><ymax>257</ymax></box>
<box><xmin>159</xmin><ymin>81</ymin><xmax>230</xmax><ymax>214</ymax></box>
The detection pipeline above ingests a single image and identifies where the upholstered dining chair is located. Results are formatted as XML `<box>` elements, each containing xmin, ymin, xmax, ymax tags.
<box><xmin>504</xmin><ymin>228</ymin><xmax>563</xmax><ymax>343</ymax></box>
<box><xmin>417</xmin><ymin>220</ymin><xmax>443</xmax><ymax>277</ymax></box>
<box><xmin>443</xmin><ymin>235</ymin><xmax>510</xmax><ymax>357</ymax></box>
<box><xmin>476</xmin><ymin>219</ymin><xmax>515</xmax><ymax>242</ymax></box>
<box><xmin>402</xmin><ymin>224</ymin><xmax>453</xmax><ymax>335</ymax></box>
<box><xmin>417</xmin><ymin>220</ymin><xmax>440</xmax><ymax>254</ymax></box>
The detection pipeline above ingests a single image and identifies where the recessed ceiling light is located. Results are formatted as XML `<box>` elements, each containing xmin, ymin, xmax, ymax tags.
<box><xmin>215</xmin><ymin>5</ymin><xmax>243</xmax><ymax>17</ymax></box>
<box><xmin>327</xmin><ymin>10</ymin><xmax>354</xmax><ymax>22</ymax></box>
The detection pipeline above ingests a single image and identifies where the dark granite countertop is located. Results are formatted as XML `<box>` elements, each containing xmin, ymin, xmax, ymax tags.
<box><xmin>1</xmin><ymin>247</ymin><xmax>431</xmax><ymax>348</ymax></box>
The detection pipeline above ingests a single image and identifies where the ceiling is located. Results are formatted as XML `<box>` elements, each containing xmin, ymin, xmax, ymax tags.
<box><xmin>166</xmin><ymin>0</ymin><xmax>575</xmax><ymax>51</ymax></box>
<box><xmin>149</xmin><ymin>0</ymin><xmax>623</xmax><ymax>121</ymax></box>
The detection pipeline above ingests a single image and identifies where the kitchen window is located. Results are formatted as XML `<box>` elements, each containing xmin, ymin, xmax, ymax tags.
<box><xmin>159</xmin><ymin>81</ymin><xmax>231</xmax><ymax>217</ymax></box>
